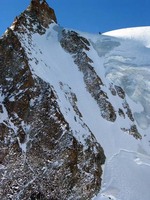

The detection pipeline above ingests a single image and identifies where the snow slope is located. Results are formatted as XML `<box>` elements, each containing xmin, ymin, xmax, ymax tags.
<box><xmin>91</xmin><ymin>27</ymin><xmax>150</xmax><ymax>200</ymax></box>
<box><xmin>17</xmin><ymin>24</ymin><xmax>150</xmax><ymax>200</ymax></box>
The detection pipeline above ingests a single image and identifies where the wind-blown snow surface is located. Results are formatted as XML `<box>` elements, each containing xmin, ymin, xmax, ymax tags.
<box><xmin>17</xmin><ymin>24</ymin><xmax>150</xmax><ymax>200</ymax></box>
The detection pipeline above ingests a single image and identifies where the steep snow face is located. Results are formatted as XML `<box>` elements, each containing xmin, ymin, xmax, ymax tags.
<box><xmin>18</xmin><ymin>23</ymin><xmax>141</xmax><ymax>156</ymax></box>
<box><xmin>17</xmin><ymin>22</ymin><xmax>150</xmax><ymax>200</ymax></box>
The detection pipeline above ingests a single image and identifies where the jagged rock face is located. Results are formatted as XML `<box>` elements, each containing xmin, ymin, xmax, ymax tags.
<box><xmin>60</xmin><ymin>30</ymin><xmax>117</xmax><ymax>122</ymax></box>
<box><xmin>28</xmin><ymin>0</ymin><xmax>57</xmax><ymax>25</ymax></box>
<box><xmin>12</xmin><ymin>0</ymin><xmax>57</xmax><ymax>35</ymax></box>
<box><xmin>0</xmin><ymin>1</ymin><xmax>105</xmax><ymax>200</ymax></box>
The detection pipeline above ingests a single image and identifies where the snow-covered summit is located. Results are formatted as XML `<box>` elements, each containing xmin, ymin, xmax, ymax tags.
<box><xmin>103</xmin><ymin>26</ymin><xmax>150</xmax><ymax>47</ymax></box>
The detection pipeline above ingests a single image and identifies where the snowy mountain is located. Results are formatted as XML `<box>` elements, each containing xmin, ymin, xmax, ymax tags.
<box><xmin>0</xmin><ymin>0</ymin><xmax>150</xmax><ymax>200</ymax></box>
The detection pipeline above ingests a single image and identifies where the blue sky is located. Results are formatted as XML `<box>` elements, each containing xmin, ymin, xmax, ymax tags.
<box><xmin>0</xmin><ymin>0</ymin><xmax>150</xmax><ymax>36</ymax></box>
